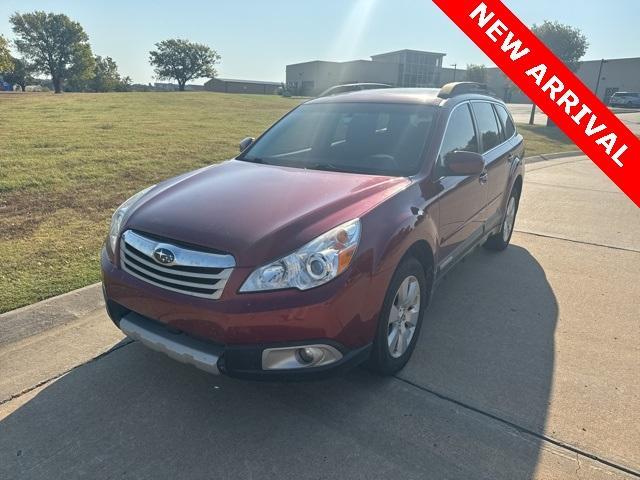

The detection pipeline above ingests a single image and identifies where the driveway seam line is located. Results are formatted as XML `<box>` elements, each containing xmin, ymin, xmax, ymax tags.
<box><xmin>524</xmin><ymin>181</ymin><xmax>624</xmax><ymax>195</ymax></box>
<box><xmin>526</xmin><ymin>158</ymin><xmax>588</xmax><ymax>172</ymax></box>
<box><xmin>393</xmin><ymin>375</ymin><xmax>640</xmax><ymax>478</ymax></box>
<box><xmin>0</xmin><ymin>339</ymin><xmax>134</xmax><ymax>407</ymax></box>
<box><xmin>514</xmin><ymin>229</ymin><xmax>640</xmax><ymax>253</ymax></box>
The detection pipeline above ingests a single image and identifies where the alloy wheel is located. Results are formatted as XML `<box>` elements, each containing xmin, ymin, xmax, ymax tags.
<box><xmin>502</xmin><ymin>196</ymin><xmax>517</xmax><ymax>243</ymax></box>
<box><xmin>387</xmin><ymin>275</ymin><xmax>421</xmax><ymax>358</ymax></box>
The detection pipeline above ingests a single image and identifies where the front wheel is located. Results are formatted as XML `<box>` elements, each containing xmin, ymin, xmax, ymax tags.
<box><xmin>368</xmin><ymin>257</ymin><xmax>427</xmax><ymax>375</ymax></box>
<box><xmin>484</xmin><ymin>187</ymin><xmax>520</xmax><ymax>251</ymax></box>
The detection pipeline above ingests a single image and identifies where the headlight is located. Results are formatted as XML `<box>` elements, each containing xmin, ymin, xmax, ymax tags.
<box><xmin>108</xmin><ymin>185</ymin><xmax>155</xmax><ymax>254</ymax></box>
<box><xmin>240</xmin><ymin>219</ymin><xmax>361</xmax><ymax>292</ymax></box>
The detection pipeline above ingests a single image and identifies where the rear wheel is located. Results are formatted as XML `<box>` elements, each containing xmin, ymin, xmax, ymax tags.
<box><xmin>368</xmin><ymin>257</ymin><xmax>427</xmax><ymax>375</ymax></box>
<box><xmin>484</xmin><ymin>187</ymin><xmax>520</xmax><ymax>251</ymax></box>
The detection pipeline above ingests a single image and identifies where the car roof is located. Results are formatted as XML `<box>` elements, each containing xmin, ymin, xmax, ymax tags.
<box><xmin>307</xmin><ymin>87</ymin><xmax>503</xmax><ymax>107</ymax></box>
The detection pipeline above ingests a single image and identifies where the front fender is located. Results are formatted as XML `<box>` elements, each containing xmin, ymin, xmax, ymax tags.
<box><xmin>359</xmin><ymin>181</ymin><xmax>438</xmax><ymax>296</ymax></box>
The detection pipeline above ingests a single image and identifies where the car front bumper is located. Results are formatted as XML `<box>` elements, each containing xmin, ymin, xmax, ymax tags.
<box><xmin>101</xmin><ymin>247</ymin><xmax>380</xmax><ymax>380</ymax></box>
<box><xmin>107</xmin><ymin>295</ymin><xmax>371</xmax><ymax>380</ymax></box>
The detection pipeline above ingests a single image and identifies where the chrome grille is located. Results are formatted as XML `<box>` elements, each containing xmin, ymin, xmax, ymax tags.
<box><xmin>120</xmin><ymin>230</ymin><xmax>235</xmax><ymax>299</ymax></box>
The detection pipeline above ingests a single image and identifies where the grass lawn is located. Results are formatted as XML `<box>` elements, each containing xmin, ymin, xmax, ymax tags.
<box><xmin>0</xmin><ymin>92</ymin><xmax>576</xmax><ymax>313</ymax></box>
<box><xmin>516</xmin><ymin>124</ymin><xmax>578</xmax><ymax>158</ymax></box>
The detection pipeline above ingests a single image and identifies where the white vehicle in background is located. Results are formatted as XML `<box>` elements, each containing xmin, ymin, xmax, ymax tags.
<box><xmin>609</xmin><ymin>92</ymin><xmax>640</xmax><ymax>109</ymax></box>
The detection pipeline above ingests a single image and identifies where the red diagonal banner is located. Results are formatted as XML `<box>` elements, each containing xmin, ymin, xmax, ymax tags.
<box><xmin>433</xmin><ymin>0</ymin><xmax>640</xmax><ymax>207</ymax></box>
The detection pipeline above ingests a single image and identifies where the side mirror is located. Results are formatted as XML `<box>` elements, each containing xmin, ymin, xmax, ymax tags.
<box><xmin>443</xmin><ymin>151</ymin><xmax>484</xmax><ymax>176</ymax></box>
<box><xmin>239</xmin><ymin>137</ymin><xmax>255</xmax><ymax>153</ymax></box>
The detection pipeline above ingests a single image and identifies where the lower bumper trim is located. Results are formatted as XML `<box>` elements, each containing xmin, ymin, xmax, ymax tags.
<box><xmin>115</xmin><ymin>307</ymin><xmax>371</xmax><ymax>381</ymax></box>
<box><xmin>120</xmin><ymin>312</ymin><xmax>223</xmax><ymax>375</ymax></box>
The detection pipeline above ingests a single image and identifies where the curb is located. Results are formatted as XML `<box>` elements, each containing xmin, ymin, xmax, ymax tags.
<box><xmin>524</xmin><ymin>150</ymin><xmax>583</xmax><ymax>164</ymax></box>
<box><xmin>0</xmin><ymin>283</ymin><xmax>104</xmax><ymax>348</ymax></box>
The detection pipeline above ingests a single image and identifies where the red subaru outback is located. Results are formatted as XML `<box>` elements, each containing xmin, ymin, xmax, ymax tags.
<box><xmin>101</xmin><ymin>83</ymin><xmax>525</xmax><ymax>380</ymax></box>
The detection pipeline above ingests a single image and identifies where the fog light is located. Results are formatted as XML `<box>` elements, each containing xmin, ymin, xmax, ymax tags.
<box><xmin>297</xmin><ymin>347</ymin><xmax>322</xmax><ymax>365</ymax></box>
<box><xmin>261</xmin><ymin>344</ymin><xmax>343</xmax><ymax>370</ymax></box>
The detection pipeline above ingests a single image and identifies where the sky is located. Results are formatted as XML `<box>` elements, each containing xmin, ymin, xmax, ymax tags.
<box><xmin>1</xmin><ymin>0</ymin><xmax>638</xmax><ymax>85</ymax></box>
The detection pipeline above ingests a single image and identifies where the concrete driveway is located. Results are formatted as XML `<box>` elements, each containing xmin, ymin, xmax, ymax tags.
<box><xmin>1</xmin><ymin>156</ymin><xmax>638</xmax><ymax>479</ymax></box>
<box><xmin>508</xmin><ymin>104</ymin><xmax>640</xmax><ymax>135</ymax></box>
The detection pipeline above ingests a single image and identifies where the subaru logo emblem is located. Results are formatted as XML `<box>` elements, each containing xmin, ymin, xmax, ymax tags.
<box><xmin>153</xmin><ymin>247</ymin><xmax>175</xmax><ymax>265</ymax></box>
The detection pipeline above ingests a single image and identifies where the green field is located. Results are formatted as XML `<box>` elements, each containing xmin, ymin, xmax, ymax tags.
<box><xmin>0</xmin><ymin>92</ymin><xmax>576</xmax><ymax>313</ymax></box>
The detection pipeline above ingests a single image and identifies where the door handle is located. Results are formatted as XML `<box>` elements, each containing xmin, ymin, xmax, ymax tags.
<box><xmin>507</xmin><ymin>153</ymin><xmax>515</xmax><ymax>162</ymax></box>
<box><xmin>411</xmin><ymin>206</ymin><xmax>426</xmax><ymax>221</ymax></box>
<box><xmin>479</xmin><ymin>171</ymin><xmax>488</xmax><ymax>184</ymax></box>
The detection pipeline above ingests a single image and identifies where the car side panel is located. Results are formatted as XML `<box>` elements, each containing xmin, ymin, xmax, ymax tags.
<box><xmin>435</xmin><ymin>175</ymin><xmax>486</xmax><ymax>263</ymax></box>
<box><xmin>431</xmin><ymin>101</ymin><xmax>487</xmax><ymax>268</ymax></box>
<box><xmin>483</xmin><ymin>139</ymin><xmax>513</xmax><ymax>227</ymax></box>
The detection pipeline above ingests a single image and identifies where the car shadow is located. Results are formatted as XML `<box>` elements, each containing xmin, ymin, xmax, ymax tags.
<box><xmin>0</xmin><ymin>244</ymin><xmax>557</xmax><ymax>480</ymax></box>
<box><xmin>401</xmin><ymin>244</ymin><xmax>558</xmax><ymax>434</ymax></box>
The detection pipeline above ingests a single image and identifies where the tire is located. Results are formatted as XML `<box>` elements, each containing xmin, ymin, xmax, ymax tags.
<box><xmin>484</xmin><ymin>186</ymin><xmax>520</xmax><ymax>251</ymax></box>
<box><xmin>368</xmin><ymin>257</ymin><xmax>427</xmax><ymax>375</ymax></box>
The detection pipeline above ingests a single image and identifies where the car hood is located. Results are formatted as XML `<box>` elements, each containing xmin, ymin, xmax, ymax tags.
<box><xmin>124</xmin><ymin>159</ymin><xmax>409</xmax><ymax>266</ymax></box>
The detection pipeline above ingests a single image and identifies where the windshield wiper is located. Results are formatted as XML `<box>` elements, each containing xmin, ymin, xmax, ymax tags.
<box><xmin>238</xmin><ymin>156</ymin><xmax>269</xmax><ymax>165</ymax></box>
<box><xmin>306</xmin><ymin>163</ymin><xmax>353</xmax><ymax>173</ymax></box>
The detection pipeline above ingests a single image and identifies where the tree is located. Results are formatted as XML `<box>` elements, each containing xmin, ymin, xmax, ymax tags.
<box><xmin>10</xmin><ymin>11</ymin><xmax>94</xmax><ymax>93</ymax></box>
<box><xmin>529</xmin><ymin>21</ymin><xmax>589</xmax><ymax>125</ymax></box>
<box><xmin>466</xmin><ymin>64</ymin><xmax>487</xmax><ymax>84</ymax></box>
<box><xmin>65</xmin><ymin>43</ymin><xmax>95</xmax><ymax>91</ymax></box>
<box><xmin>149</xmin><ymin>39</ymin><xmax>220</xmax><ymax>91</ymax></box>
<box><xmin>501</xmin><ymin>76</ymin><xmax>516</xmax><ymax>103</ymax></box>
<box><xmin>90</xmin><ymin>56</ymin><xmax>130</xmax><ymax>92</ymax></box>
<box><xmin>0</xmin><ymin>35</ymin><xmax>14</xmax><ymax>73</ymax></box>
<box><xmin>115</xmin><ymin>76</ymin><xmax>132</xmax><ymax>92</ymax></box>
<box><xmin>3</xmin><ymin>57</ymin><xmax>32</xmax><ymax>91</ymax></box>
<box><xmin>67</xmin><ymin>54</ymin><xmax>130</xmax><ymax>92</ymax></box>
<box><xmin>532</xmin><ymin>21</ymin><xmax>588</xmax><ymax>71</ymax></box>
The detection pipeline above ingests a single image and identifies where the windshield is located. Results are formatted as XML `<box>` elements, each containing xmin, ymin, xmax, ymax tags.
<box><xmin>239</xmin><ymin>102</ymin><xmax>438</xmax><ymax>176</ymax></box>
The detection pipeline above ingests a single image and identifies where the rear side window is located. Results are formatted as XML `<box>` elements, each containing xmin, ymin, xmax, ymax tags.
<box><xmin>494</xmin><ymin>104</ymin><xmax>516</xmax><ymax>139</ymax></box>
<box><xmin>439</xmin><ymin>104</ymin><xmax>478</xmax><ymax>165</ymax></box>
<box><xmin>472</xmin><ymin>102</ymin><xmax>501</xmax><ymax>153</ymax></box>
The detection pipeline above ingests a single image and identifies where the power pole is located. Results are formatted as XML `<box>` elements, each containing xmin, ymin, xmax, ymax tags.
<box><xmin>594</xmin><ymin>59</ymin><xmax>606</xmax><ymax>100</ymax></box>
<box><xmin>529</xmin><ymin>104</ymin><xmax>536</xmax><ymax>125</ymax></box>
<box><xmin>451</xmin><ymin>64</ymin><xmax>457</xmax><ymax>82</ymax></box>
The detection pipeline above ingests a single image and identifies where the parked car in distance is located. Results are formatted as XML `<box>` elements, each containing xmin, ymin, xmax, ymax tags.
<box><xmin>319</xmin><ymin>83</ymin><xmax>392</xmax><ymax>97</ymax></box>
<box><xmin>101</xmin><ymin>82</ymin><xmax>525</xmax><ymax>380</ymax></box>
<box><xmin>609</xmin><ymin>92</ymin><xmax>640</xmax><ymax>108</ymax></box>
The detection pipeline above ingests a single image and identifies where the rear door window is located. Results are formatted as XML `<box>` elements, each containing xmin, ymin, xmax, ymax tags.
<box><xmin>472</xmin><ymin>102</ymin><xmax>502</xmax><ymax>153</ymax></box>
<box><xmin>494</xmin><ymin>104</ymin><xmax>516</xmax><ymax>139</ymax></box>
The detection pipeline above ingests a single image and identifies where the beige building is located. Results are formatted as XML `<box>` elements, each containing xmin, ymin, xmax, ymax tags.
<box><xmin>204</xmin><ymin>78</ymin><xmax>281</xmax><ymax>95</ymax></box>
<box><xmin>286</xmin><ymin>49</ymin><xmax>446</xmax><ymax>96</ymax></box>
<box><xmin>287</xmin><ymin>48</ymin><xmax>640</xmax><ymax>103</ymax></box>
<box><xmin>484</xmin><ymin>57</ymin><xmax>640</xmax><ymax>104</ymax></box>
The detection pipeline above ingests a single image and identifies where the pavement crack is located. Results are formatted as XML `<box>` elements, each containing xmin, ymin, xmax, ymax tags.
<box><xmin>0</xmin><ymin>339</ymin><xmax>134</xmax><ymax>407</ymax></box>
<box><xmin>575</xmin><ymin>451</ymin><xmax>582</xmax><ymax>479</ymax></box>
<box><xmin>514</xmin><ymin>229</ymin><xmax>640</xmax><ymax>253</ymax></box>
<box><xmin>392</xmin><ymin>375</ymin><xmax>640</xmax><ymax>478</ymax></box>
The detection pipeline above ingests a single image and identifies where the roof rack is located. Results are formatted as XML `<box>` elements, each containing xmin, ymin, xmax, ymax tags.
<box><xmin>437</xmin><ymin>82</ymin><xmax>490</xmax><ymax>99</ymax></box>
